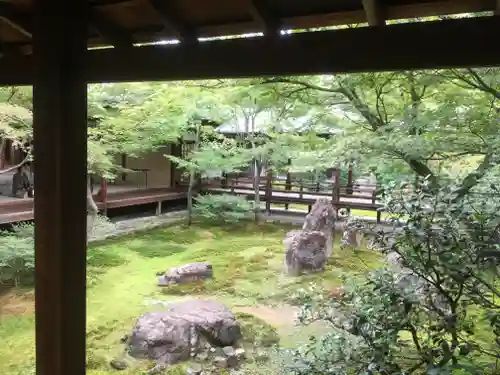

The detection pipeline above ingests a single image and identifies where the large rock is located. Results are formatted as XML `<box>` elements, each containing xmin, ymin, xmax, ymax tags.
<box><xmin>340</xmin><ymin>226</ymin><xmax>363</xmax><ymax>249</ymax></box>
<box><xmin>122</xmin><ymin>299</ymin><xmax>241</xmax><ymax>373</ymax></box>
<box><xmin>302</xmin><ymin>198</ymin><xmax>336</xmax><ymax>256</ymax></box>
<box><xmin>284</xmin><ymin>230</ymin><xmax>327</xmax><ymax>276</ymax></box>
<box><xmin>158</xmin><ymin>262</ymin><xmax>213</xmax><ymax>286</ymax></box>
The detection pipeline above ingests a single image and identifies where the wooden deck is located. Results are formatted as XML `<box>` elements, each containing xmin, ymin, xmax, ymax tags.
<box><xmin>0</xmin><ymin>186</ymin><xmax>188</xmax><ymax>225</ymax></box>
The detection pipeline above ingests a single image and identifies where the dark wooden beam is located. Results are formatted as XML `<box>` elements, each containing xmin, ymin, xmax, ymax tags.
<box><xmin>496</xmin><ymin>0</ymin><xmax>500</xmax><ymax>14</ymax></box>
<box><xmin>197</xmin><ymin>0</ymin><xmax>495</xmax><ymax>38</ymax></box>
<box><xmin>362</xmin><ymin>0</ymin><xmax>386</xmax><ymax>26</ymax></box>
<box><xmin>89</xmin><ymin>7</ymin><xmax>134</xmax><ymax>49</ymax></box>
<box><xmin>148</xmin><ymin>0</ymin><xmax>197</xmax><ymax>43</ymax></box>
<box><xmin>33</xmin><ymin>2</ymin><xmax>88</xmax><ymax>375</ymax></box>
<box><xmin>247</xmin><ymin>0</ymin><xmax>281</xmax><ymax>36</ymax></box>
<box><xmin>0</xmin><ymin>4</ymin><xmax>32</xmax><ymax>38</ymax></box>
<box><xmin>1</xmin><ymin>16</ymin><xmax>499</xmax><ymax>85</ymax></box>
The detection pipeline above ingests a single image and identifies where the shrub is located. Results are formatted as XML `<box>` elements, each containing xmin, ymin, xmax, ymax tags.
<box><xmin>0</xmin><ymin>215</ymin><xmax>117</xmax><ymax>287</ymax></box>
<box><xmin>0</xmin><ymin>223</ymin><xmax>35</xmax><ymax>286</ymax></box>
<box><xmin>194</xmin><ymin>194</ymin><xmax>253</xmax><ymax>223</ymax></box>
<box><xmin>290</xmin><ymin>180</ymin><xmax>500</xmax><ymax>375</ymax></box>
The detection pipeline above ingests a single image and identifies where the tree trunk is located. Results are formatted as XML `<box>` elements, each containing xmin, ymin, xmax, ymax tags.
<box><xmin>186</xmin><ymin>124</ymin><xmax>201</xmax><ymax>226</ymax></box>
<box><xmin>86</xmin><ymin>182</ymin><xmax>98</xmax><ymax>240</ymax></box>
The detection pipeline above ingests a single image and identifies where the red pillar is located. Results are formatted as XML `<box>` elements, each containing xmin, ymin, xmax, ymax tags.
<box><xmin>33</xmin><ymin>0</ymin><xmax>88</xmax><ymax>375</ymax></box>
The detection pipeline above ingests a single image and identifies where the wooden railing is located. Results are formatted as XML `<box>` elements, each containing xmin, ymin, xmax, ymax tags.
<box><xmin>201</xmin><ymin>175</ymin><xmax>384</xmax><ymax>222</ymax></box>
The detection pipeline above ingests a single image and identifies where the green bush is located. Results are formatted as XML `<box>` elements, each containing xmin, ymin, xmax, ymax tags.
<box><xmin>194</xmin><ymin>194</ymin><xmax>253</xmax><ymax>223</ymax></box>
<box><xmin>0</xmin><ymin>223</ymin><xmax>35</xmax><ymax>286</ymax></box>
<box><xmin>0</xmin><ymin>215</ymin><xmax>116</xmax><ymax>287</ymax></box>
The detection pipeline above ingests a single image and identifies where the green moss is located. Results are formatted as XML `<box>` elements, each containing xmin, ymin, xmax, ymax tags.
<box><xmin>0</xmin><ymin>221</ymin><xmax>382</xmax><ymax>375</ymax></box>
<box><xmin>236</xmin><ymin>312</ymin><xmax>280</xmax><ymax>347</ymax></box>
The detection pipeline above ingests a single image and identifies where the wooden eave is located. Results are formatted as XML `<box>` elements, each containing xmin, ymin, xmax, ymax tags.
<box><xmin>0</xmin><ymin>0</ymin><xmax>498</xmax><ymax>84</ymax></box>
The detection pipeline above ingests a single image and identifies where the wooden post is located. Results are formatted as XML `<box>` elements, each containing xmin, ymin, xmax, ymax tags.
<box><xmin>332</xmin><ymin>168</ymin><xmax>341</xmax><ymax>207</ymax></box>
<box><xmin>121</xmin><ymin>154</ymin><xmax>127</xmax><ymax>181</ymax></box>
<box><xmin>156</xmin><ymin>200</ymin><xmax>162</xmax><ymax>216</ymax></box>
<box><xmin>100</xmin><ymin>177</ymin><xmax>108</xmax><ymax>216</ymax></box>
<box><xmin>346</xmin><ymin>164</ymin><xmax>353</xmax><ymax>195</ymax></box>
<box><xmin>221</xmin><ymin>172</ymin><xmax>227</xmax><ymax>188</ymax></box>
<box><xmin>372</xmin><ymin>188</ymin><xmax>382</xmax><ymax>223</ymax></box>
<box><xmin>285</xmin><ymin>158</ymin><xmax>291</xmax><ymax>210</ymax></box>
<box><xmin>265</xmin><ymin>168</ymin><xmax>272</xmax><ymax>213</ymax></box>
<box><xmin>33</xmin><ymin>1</ymin><xmax>88</xmax><ymax>375</ymax></box>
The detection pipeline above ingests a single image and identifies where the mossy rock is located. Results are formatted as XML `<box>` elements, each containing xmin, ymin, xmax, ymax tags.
<box><xmin>236</xmin><ymin>312</ymin><xmax>280</xmax><ymax>347</ymax></box>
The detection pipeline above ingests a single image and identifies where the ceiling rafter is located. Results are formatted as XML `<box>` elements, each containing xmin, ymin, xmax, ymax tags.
<box><xmin>362</xmin><ymin>0</ymin><xmax>386</xmax><ymax>26</ymax></box>
<box><xmin>0</xmin><ymin>4</ymin><xmax>32</xmax><ymax>38</ymax></box>
<box><xmin>247</xmin><ymin>0</ymin><xmax>281</xmax><ymax>36</ymax></box>
<box><xmin>88</xmin><ymin>7</ymin><xmax>134</xmax><ymax>49</ymax></box>
<box><xmin>148</xmin><ymin>0</ymin><xmax>197</xmax><ymax>43</ymax></box>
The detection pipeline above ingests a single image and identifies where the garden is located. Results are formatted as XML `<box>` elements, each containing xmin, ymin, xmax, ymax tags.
<box><xmin>0</xmin><ymin>66</ymin><xmax>498</xmax><ymax>375</ymax></box>
<box><xmin>0</xmin><ymin>217</ymin><xmax>381</xmax><ymax>375</ymax></box>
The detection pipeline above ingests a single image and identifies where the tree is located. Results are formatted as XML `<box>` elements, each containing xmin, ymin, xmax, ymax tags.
<box><xmin>264</xmin><ymin>68</ymin><xmax>500</xmax><ymax>200</ymax></box>
<box><xmin>291</xmin><ymin>178</ymin><xmax>500</xmax><ymax>375</ymax></box>
<box><xmin>167</xmin><ymin>127</ymin><xmax>248</xmax><ymax>225</ymax></box>
<box><xmin>217</xmin><ymin>80</ymin><xmax>298</xmax><ymax>222</ymax></box>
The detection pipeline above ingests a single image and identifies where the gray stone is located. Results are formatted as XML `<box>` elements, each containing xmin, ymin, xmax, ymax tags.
<box><xmin>213</xmin><ymin>356</ymin><xmax>228</xmax><ymax>368</ymax></box>
<box><xmin>340</xmin><ymin>226</ymin><xmax>362</xmax><ymax>249</ymax></box>
<box><xmin>158</xmin><ymin>262</ymin><xmax>213</xmax><ymax>286</ymax></box>
<box><xmin>222</xmin><ymin>346</ymin><xmax>236</xmax><ymax>357</ymax></box>
<box><xmin>109</xmin><ymin>358</ymin><xmax>128</xmax><ymax>371</ymax></box>
<box><xmin>123</xmin><ymin>299</ymin><xmax>241</xmax><ymax>371</ymax></box>
<box><xmin>186</xmin><ymin>364</ymin><xmax>203</xmax><ymax>375</ymax></box>
<box><xmin>226</xmin><ymin>354</ymin><xmax>239</xmax><ymax>368</ymax></box>
<box><xmin>284</xmin><ymin>230</ymin><xmax>328</xmax><ymax>276</ymax></box>
<box><xmin>234</xmin><ymin>348</ymin><xmax>246</xmax><ymax>360</ymax></box>
<box><xmin>196</xmin><ymin>351</ymin><xmax>209</xmax><ymax>361</ymax></box>
<box><xmin>302</xmin><ymin>198</ymin><xmax>336</xmax><ymax>257</ymax></box>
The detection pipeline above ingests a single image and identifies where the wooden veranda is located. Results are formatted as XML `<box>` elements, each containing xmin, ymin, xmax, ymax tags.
<box><xmin>0</xmin><ymin>1</ymin><xmax>497</xmax><ymax>374</ymax></box>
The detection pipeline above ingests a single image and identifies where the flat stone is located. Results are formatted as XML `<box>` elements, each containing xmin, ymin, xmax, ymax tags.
<box><xmin>234</xmin><ymin>348</ymin><xmax>246</xmax><ymax>360</ymax></box>
<box><xmin>196</xmin><ymin>351</ymin><xmax>209</xmax><ymax>361</ymax></box>
<box><xmin>186</xmin><ymin>363</ymin><xmax>203</xmax><ymax>375</ymax></box>
<box><xmin>213</xmin><ymin>356</ymin><xmax>228</xmax><ymax>368</ymax></box>
<box><xmin>222</xmin><ymin>346</ymin><xmax>236</xmax><ymax>357</ymax></box>
<box><xmin>109</xmin><ymin>358</ymin><xmax>128</xmax><ymax>371</ymax></box>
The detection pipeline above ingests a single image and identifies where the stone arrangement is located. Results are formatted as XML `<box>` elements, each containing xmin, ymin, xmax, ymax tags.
<box><xmin>157</xmin><ymin>262</ymin><xmax>213</xmax><ymax>286</ymax></box>
<box><xmin>113</xmin><ymin>299</ymin><xmax>243</xmax><ymax>373</ymax></box>
<box><xmin>111</xmin><ymin>299</ymin><xmax>275</xmax><ymax>374</ymax></box>
<box><xmin>339</xmin><ymin>226</ymin><xmax>363</xmax><ymax>249</ymax></box>
<box><xmin>284</xmin><ymin>198</ymin><xmax>336</xmax><ymax>276</ymax></box>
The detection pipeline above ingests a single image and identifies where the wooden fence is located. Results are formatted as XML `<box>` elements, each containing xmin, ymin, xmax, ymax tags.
<box><xmin>201</xmin><ymin>174</ymin><xmax>384</xmax><ymax>222</ymax></box>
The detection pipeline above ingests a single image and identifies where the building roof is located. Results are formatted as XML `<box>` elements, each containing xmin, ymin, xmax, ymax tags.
<box><xmin>0</xmin><ymin>0</ymin><xmax>496</xmax><ymax>53</ymax></box>
<box><xmin>216</xmin><ymin>110</ymin><xmax>342</xmax><ymax>137</ymax></box>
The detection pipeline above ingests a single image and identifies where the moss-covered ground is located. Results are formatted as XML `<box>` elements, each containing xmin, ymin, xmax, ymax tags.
<box><xmin>0</xmin><ymin>221</ymin><xmax>381</xmax><ymax>375</ymax></box>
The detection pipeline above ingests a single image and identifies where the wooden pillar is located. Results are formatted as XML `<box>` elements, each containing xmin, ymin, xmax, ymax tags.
<box><xmin>121</xmin><ymin>153</ymin><xmax>127</xmax><ymax>181</ymax></box>
<box><xmin>100</xmin><ymin>177</ymin><xmax>108</xmax><ymax>215</ymax></box>
<box><xmin>33</xmin><ymin>1</ymin><xmax>88</xmax><ymax>375</ymax></box>
<box><xmin>332</xmin><ymin>168</ymin><xmax>341</xmax><ymax>212</ymax></box>
<box><xmin>346</xmin><ymin>164</ymin><xmax>353</xmax><ymax>195</ymax></box>
<box><xmin>285</xmin><ymin>158</ymin><xmax>291</xmax><ymax>210</ymax></box>
<box><xmin>265</xmin><ymin>168</ymin><xmax>273</xmax><ymax>213</ymax></box>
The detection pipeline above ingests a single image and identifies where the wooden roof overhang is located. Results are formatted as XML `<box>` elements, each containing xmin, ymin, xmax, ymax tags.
<box><xmin>5</xmin><ymin>2</ymin><xmax>499</xmax><ymax>375</ymax></box>
<box><xmin>0</xmin><ymin>0</ymin><xmax>499</xmax><ymax>84</ymax></box>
